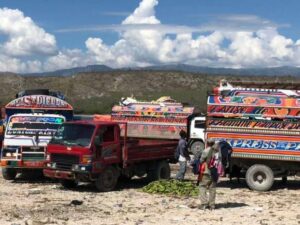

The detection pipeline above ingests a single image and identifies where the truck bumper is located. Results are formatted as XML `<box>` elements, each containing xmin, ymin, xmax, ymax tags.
<box><xmin>43</xmin><ymin>169</ymin><xmax>76</xmax><ymax>180</ymax></box>
<box><xmin>1</xmin><ymin>160</ymin><xmax>45</xmax><ymax>169</ymax></box>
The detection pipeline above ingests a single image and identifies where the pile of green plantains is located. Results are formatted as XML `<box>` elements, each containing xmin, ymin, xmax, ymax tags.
<box><xmin>142</xmin><ymin>179</ymin><xmax>199</xmax><ymax>197</ymax></box>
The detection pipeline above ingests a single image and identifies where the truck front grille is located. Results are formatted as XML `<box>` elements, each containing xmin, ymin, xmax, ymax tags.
<box><xmin>22</xmin><ymin>147</ymin><xmax>45</xmax><ymax>161</ymax></box>
<box><xmin>51</xmin><ymin>154</ymin><xmax>80</xmax><ymax>170</ymax></box>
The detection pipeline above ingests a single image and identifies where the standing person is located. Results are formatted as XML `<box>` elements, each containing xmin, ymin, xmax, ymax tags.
<box><xmin>175</xmin><ymin>130</ymin><xmax>190</xmax><ymax>181</ymax></box>
<box><xmin>218</xmin><ymin>140</ymin><xmax>232</xmax><ymax>177</ymax></box>
<box><xmin>199</xmin><ymin>139</ymin><xmax>220</xmax><ymax>210</ymax></box>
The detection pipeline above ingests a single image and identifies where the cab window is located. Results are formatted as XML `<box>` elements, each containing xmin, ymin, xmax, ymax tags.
<box><xmin>99</xmin><ymin>125</ymin><xmax>115</xmax><ymax>143</ymax></box>
<box><xmin>195</xmin><ymin>120</ymin><xmax>205</xmax><ymax>129</ymax></box>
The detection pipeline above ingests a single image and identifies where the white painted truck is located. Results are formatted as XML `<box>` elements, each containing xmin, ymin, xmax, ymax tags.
<box><xmin>1</xmin><ymin>114</ymin><xmax>65</xmax><ymax>180</ymax></box>
<box><xmin>1</xmin><ymin>91</ymin><xmax>73</xmax><ymax>180</ymax></box>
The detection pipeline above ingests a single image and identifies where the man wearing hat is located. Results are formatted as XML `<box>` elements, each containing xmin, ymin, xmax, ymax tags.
<box><xmin>175</xmin><ymin>130</ymin><xmax>190</xmax><ymax>181</ymax></box>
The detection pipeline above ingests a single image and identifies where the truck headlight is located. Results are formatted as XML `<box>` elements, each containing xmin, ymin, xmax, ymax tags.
<box><xmin>72</xmin><ymin>164</ymin><xmax>79</xmax><ymax>171</ymax></box>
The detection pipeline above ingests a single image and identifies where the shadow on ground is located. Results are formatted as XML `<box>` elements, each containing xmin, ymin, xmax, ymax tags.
<box><xmin>9</xmin><ymin>171</ymin><xmax>300</xmax><ymax>193</ymax></box>
<box><xmin>216</xmin><ymin>202</ymin><xmax>249</xmax><ymax>209</ymax></box>
<box><xmin>217</xmin><ymin>177</ymin><xmax>300</xmax><ymax>191</ymax></box>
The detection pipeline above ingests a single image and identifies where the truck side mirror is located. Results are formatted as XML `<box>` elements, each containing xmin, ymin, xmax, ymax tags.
<box><xmin>94</xmin><ymin>136</ymin><xmax>102</xmax><ymax>147</ymax></box>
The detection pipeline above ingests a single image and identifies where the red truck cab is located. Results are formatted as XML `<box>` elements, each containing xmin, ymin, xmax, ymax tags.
<box><xmin>44</xmin><ymin>120</ymin><xmax>177</xmax><ymax>191</ymax></box>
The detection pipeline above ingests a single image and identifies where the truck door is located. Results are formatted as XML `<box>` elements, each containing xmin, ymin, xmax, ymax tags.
<box><xmin>96</xmin><ymin>125</ymin><xmax>121</xmax><ymax>164</ymax></box>
<box><xmin>190</xmin><ymin>117</ymin><xmax>205</xmax><ymax>140</ymax></box>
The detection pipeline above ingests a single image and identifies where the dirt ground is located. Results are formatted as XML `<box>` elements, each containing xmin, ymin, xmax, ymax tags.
<box><xmin>0</xmin><ymin>167</ymin><xmax>299</xmax><ymax>225</ymax></box>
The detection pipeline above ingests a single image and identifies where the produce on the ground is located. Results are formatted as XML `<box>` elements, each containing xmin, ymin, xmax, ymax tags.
<box><xmin>142</xmin><ymin>179</ymin><xmax>198</xmax><ymax>196</ymax></box>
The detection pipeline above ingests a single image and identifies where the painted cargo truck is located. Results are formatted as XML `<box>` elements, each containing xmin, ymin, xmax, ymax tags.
<box><xmin>1</xmin><ymin>90</ymin><xmax>73</xmax><ymax>180</ymax></box>
<box><xmin>44</xmin><ymin>120</ymin><xmax>177</xmax><ymax>191</ymax></box>
<box><xmin>206</xmin><ymin>80</ymin><xmax>300</xmax><ymax>191</ymax></box>
<box><xmin>97</xmin><ymin>96</ymin><xmax>206</xmax><ymax>154</ymax></box>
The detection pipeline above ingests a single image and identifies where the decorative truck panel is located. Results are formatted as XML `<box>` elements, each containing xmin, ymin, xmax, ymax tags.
<box><xmin>110</xmin><ymin>100</ymin><xmax>194</xmax><ymax>139</ymax></box>
<box><xmin>206</xmin><ymin>132</ymin><xmax>300</xmax><ymax>161</ymax></box>
<box><xmin>6</xmin><ymin>95</ymin><xmax>73</xmax><ymax>110</ymax></box>
<box><xmin>207</xmin><ymin>95</ymin><xmax>300</xmax><ymax>118</ymax></box>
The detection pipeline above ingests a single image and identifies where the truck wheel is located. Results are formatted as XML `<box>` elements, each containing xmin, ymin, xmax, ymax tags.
<box><xmin>190</xmin><ymin>141</ymin><xmax>204</xmax><ymax>156</ymax></box>
<box><xmin>2</xmin><ymin>168</ymin><xmax>17</xmax><ymax>180</ymax></box>
<box><xmin>95</xmin><ymin>166</ymin><xmax>118</xmax><ymax>192</ymax></box>
<box><xmin>61</xmin><ymin>180</ymin><xmax>78</xmax><ymax>189</ymax></box>
<box><xmin>147</xmin><ymin>161</ymin><xmax>171</xmax><ymax>181</ymax></box>
<box><xmin>246</xmin><ymin>164</ymin><xmax>274</xmax><ymax>191</ymax></box>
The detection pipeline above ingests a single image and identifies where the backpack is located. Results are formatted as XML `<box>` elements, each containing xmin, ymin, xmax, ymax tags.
<box><xmin>219</xmin><ymin>140</ymin><xmax>232</xmax><ymax>168</ymax></box>
<box><xmin>208</xmin><ymin>152</ymin><xmax>223</xmax><ymax>182</ymax></box>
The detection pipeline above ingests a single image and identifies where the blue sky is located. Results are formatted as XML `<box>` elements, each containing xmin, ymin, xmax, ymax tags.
<box><xmin>0</xmin><ymin>0</ymin><xmax>300</xmax><ymax>72</ymax></box>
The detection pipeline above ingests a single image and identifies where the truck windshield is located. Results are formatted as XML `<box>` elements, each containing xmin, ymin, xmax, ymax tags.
<box><xmin>6</xmin><ymin>115</ymin><xmax>64</xmax><ymax>136</ymax></box>
<box><xmin>50</xmin><ymin>124</ymin><xmax>95</xmax><ymax>147</ymax></box>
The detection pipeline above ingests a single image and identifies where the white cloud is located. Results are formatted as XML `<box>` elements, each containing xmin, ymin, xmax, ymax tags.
<box><xmin>0</xmin><ymin>8</ymin><xmax>57</xmax><ymax>57</ymax></box>
<box><xmin>122</xmin><ymin>0</ymin><xmax>159</xmax><ymax>25</ymax></box>
<box><xmin>0</xmin><ymin>7</ymin><xmax>57</xmax><ymax>72</ymax></box>
<box><xmin>1</xmin><ymin>0</ymin><xmax>300</xmax><ymax>73</ymax></box>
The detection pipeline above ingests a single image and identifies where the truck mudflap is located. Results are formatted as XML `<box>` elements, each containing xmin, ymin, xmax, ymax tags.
<box><xmin>1</xmin><ymin>160</ymin><xmax>45</xmax><ymax>169</ymax></box>
<box><xmin>43</xmin><ymin>169</ymin><xmax>76</xmax><ymax>180</ymax></box>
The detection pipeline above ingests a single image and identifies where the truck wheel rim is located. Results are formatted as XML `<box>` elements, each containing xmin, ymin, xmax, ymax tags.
<box><xmin>254</xmin><ymin>172</ymin><xmax>266</xmax><ymax>184</ymax></box>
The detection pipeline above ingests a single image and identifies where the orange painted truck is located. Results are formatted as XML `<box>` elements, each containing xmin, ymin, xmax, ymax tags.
<box><xmin>206</xmin><ymin>80</ymin><xmax>300</xmax><ymax>191</ymax></box>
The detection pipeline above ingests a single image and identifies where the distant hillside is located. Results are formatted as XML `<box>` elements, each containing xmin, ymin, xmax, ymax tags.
<box><xmin>22</xmin><ymin>65</ymin><xmax>113</xmax><ymax>77</ymax></box>
<box><xmin>10</xmin><ymin>64</ymin><xmax>300</xmax><ymax>77</ymax></box>
<box><xmin>7</xmin><ymin>64</ymin><xmax>300</xmax><ymax>76</ymax></box>
<box><xmin>143</xmin><ymin>64</ymin><xmax>300</xmax><ymax>76</ymax></box>
<box><xmin>0</xmin><ymin>71</ymin><xmax>299</xmax><ymax>114</ymax></box>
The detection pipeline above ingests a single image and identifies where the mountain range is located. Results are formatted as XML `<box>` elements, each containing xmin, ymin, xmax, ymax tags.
<box><xmin>9</xmin><ymin>64</ymin><xmax>300</xmax><ymax>77</ymax></box>
<box><xmin>0</xmin><ymin>70</ymin><xmax>299</xmax><ymax>114</ymax></box>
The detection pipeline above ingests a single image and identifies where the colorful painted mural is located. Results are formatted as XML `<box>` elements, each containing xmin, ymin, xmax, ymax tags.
<box><xmin>6</xmin><ymin>95</ymin><xmax>73</xmax><ymax>110</ymax></box>
<box><xmin>110</xmin><ymin>97</ymin><xmax>194</xmax><ymax>139</ymax></box>
<box><xmin>206</xmin><ymin>132</ymin><xmax>300</xmax><ymax>161</ymax></box>
<box><xmin>207</xmin><ymin>118</ymin><xmax>300</xmax><ymax>131</ymax></box>
<box><xmin>208</xmin><ymin>81</ymin><xmax>300</xmax><ymax>163</ymax></box>
<box><xmin>119</xmin><ymin>123</ymin><xmax>186</xmax><ymax>139</ymax></box>
<box><xmin>208</xmin><ymin>95</ymin><xmax>300</xmax><ymax>107</ymax></box>
<box><xmin>207</xmin><ymin>105</ymin><xmax>300</xmax><ymax>118</ymax></box>
<box><xmin>218</xmin><ymin>89</ymin><xmax>300</xmax><ymax>98</ymax></box>
<box><xmin>112</xmin><ymin>115</ymin><xmax>186</xmax><ymax>124</ymax></box>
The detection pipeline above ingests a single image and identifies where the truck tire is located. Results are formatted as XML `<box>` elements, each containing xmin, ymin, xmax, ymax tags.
<box><xmin>147</xmin><ymin>160</ymin><xmax>171</xmax><ymax>182</ymax></box>
<box><xmin>95</xmin><ymin>166</ymin><xmax>119</xmax><ymax>192</ymax></box>
<box><xmin>246</xmin><ymin>164</ymin><xmax>274</xmax><ymax>191</ymax></box>
<box><xmin>190</xmin><ymin>141</ymin><xmax>204</xmax><ymax>156</ymax></box>
<box><xmin>61</xmin><ymin>180</ymin><xmax>78</xmax><ymax>189</ymax></box>
<box><xmin>2</xmin><ymin>168</ymin><xmax>17</xmax><ymax>180</ymax></box>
